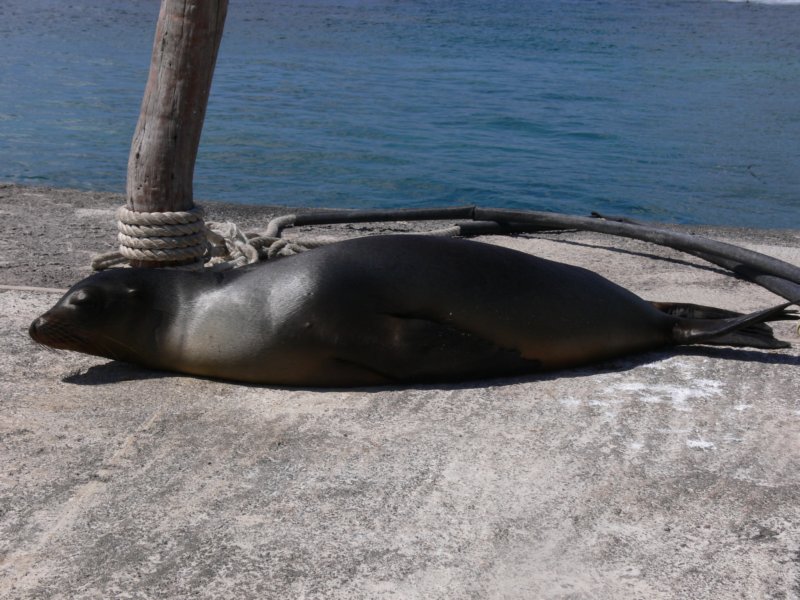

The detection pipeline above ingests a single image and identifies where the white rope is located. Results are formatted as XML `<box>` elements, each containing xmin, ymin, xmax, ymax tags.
<box><xmin>264</xmin><ymin>214</ymin><xmax>296</xmax><ymax>237</ymax></box>
<box><xmin>91</xmin><ymin>207</ymin><xmax>321</xmax><ymax>271</ymax></box>
<box><xmin>204</xmin><ymin>221</ymin><xmax>259</xmax><ymax>270</ymax></box>
<box><xmin>118</xmin><ymin>230</ymin><xmax>206</xmax><ymax>250</ymax></box>
<box><xmin>117</xmin><ymin>205</ymin><xmax>204</xmax><ymax>227</ymax></box>
<box><xmin>111</xmin><ymin>206</ymin><xmax>209</xmax><ymax>264</ymax></box>
<box><xmin>118</xmin><ymin>221</ymin><xmax>204</xmax><ymax>237</ymax></box>
<box><xmin>91</xmin><ymin>206</ymin><xmax>464</xmax><ymax>272</ymax></box>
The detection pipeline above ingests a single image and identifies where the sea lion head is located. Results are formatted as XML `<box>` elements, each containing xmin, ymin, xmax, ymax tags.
<box><xmin>29</xmin><ymin>269</ymin><xmax>174</xmax><ymax>365</ymax></box>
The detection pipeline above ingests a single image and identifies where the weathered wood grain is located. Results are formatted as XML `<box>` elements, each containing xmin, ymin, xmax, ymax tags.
<box><xmin>126</xmin><ymin>0</ymin><xmax>228</xmax><ymax>214</ymax></box>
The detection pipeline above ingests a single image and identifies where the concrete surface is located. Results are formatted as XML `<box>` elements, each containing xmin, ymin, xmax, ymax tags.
<box><xmin>1</xmin><ymin>183</ymin><xmax>799</xmax><ymax>599</ymax></box>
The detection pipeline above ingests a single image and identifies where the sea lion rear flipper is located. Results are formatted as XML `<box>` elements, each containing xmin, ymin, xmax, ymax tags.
<box><xmin>671</xmin><ymin>301</ymin><xmax>797</xmax><ymax>349</ymax></box>
<box><xmin>650</xmin><ymin>301</ymin><xmax>798</xmax><ymax>323</ymax></box>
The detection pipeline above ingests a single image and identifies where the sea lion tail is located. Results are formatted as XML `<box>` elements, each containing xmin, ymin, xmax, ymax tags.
<box><xmin>669</xmin><ymin>301</ymin><xmax>797</xmax><ymax>349</ymax></box>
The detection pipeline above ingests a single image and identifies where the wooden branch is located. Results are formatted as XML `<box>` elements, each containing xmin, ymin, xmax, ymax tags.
<box><xmin>276</xmin><ymin>205</ymin><xmax>800</xmax><ymax>302</ymax></box>
<box><xmin>126</xmin><ymin>0</ymin><xmax>228</xmax><ymax>215</ymax></box>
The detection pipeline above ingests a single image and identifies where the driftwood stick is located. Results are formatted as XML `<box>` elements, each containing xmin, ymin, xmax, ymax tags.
<box><xmin>684</xmin><ymin>252</ymin><xmax>800</xmax><ymax>302</ymax></box>
<box><xmin>473</xmin><ymin>208</ymin><xmax>800</xmax><ymax>288</ymax></box>
<box><xmin>278</xmin><ymin>205</ymin><xmax>800</xmax><ymax>301</ymax></box>
<box><xmin>457</xmin><ymin>219</ymin><xmax>800</xmax><ymax>301</ymax></box>
<box><xmin>126</xmin><ymin>0</ymin><xmax>228</xmax><ymax>267</ymax></box>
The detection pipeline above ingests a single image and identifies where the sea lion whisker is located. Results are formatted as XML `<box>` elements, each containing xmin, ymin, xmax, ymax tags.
<box><xmin>34</xmin><ymin>320</ymin><xmax>81</xmax><ymax>347</ymax></box>
<box><xmin>30</xmin><ymin>338</ymin><xmax>60</xmax><ymax>353</ymax></box>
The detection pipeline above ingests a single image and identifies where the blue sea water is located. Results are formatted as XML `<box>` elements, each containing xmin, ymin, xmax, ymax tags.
<box><xmin>1</xmin><ymin>0</ymin><xmax>799</xmax><ymax>227</ymax></box>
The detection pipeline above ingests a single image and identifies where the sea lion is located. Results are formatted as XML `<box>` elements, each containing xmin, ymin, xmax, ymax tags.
<box><xmin>29</xmin><ymin>235</ymin><xmax>794</xmax><ymax>386</ymax></box>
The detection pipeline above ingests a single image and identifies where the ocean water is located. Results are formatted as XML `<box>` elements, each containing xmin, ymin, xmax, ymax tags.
<box><xmin>1</xmin><ymin>0</ymin><xmax>799</xmax><ymax>228</ymax></box>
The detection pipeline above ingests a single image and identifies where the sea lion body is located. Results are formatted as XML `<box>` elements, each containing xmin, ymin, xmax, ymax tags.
<box><xmin>29</xmin><ymin>235</ymin><xmax>787</xmax><ymax>386</ymax></box>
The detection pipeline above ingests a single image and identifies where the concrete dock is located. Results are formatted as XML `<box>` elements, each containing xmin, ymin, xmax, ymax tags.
<box><xmin>1</xmin><ymin>183</ymin><xmax>798</xmax><ymax>599</ymax></box>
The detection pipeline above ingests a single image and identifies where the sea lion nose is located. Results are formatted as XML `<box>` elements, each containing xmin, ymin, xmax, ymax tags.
<box><xmin>29</xmin><ymin>316</ymin><xmax>47</xmax><ymax>339</ymax></box>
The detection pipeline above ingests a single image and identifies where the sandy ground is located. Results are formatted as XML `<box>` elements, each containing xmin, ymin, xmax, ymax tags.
<box><xmin>1</xmin><ymin>183</ymin><xmax>799</xmax><ymax>599</ymax></box>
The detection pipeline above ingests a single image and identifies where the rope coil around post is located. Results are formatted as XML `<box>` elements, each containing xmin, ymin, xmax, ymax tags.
<box><xmin>91</xmin><ymin>206</ymin><xmax>323</xmax><ymax>271</ymax></box>
<box><xmin>91</xmin><ymin>206</ymin><xmax>210</xmax><ymax>270</ymax></box>
<box><xmin>116</xmin><ymin>206</ymin><xmax>207</xmax><ymax>263</ymax></box>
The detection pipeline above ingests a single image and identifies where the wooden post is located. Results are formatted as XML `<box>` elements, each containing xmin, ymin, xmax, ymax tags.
<box><xmin>126</xmin><ymin>0</ymin><xmax>228</xmax><ymax>266</ymax></box>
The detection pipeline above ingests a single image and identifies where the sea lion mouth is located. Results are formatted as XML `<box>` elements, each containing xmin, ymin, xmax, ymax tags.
<box><xmin>28</xmin><ymin>313</ymin><xmax>123</xmax><ymax>358</ymax></box>
<box><xmin>29</xmin><ymin>313</ymin><xmax>107</xmax><ymax>356</ymax></box>
<box><xmin>29</xmin><ymin>312</ymin><xmax>149</xmax><ymax>364</ymax></box>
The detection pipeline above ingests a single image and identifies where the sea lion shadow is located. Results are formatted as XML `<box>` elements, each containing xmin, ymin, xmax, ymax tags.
<box><xmin>673</xmin><ymin>345</ymin><xmax>800</xmax><ymax>366</ymax></box>
<box><xmin>62</xmin><ymin>361</ymin><xmax>172</xmax><ymax>385</ymax></box>
<box><xmin>62</xmin><ymin>346</ymin><xmax>799</xmax><ymax>390</ymax></box>
<box><xmin>385</xmin><ymin>347</ymin><xmax>799</xmax><ymax>392</ymax></box>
